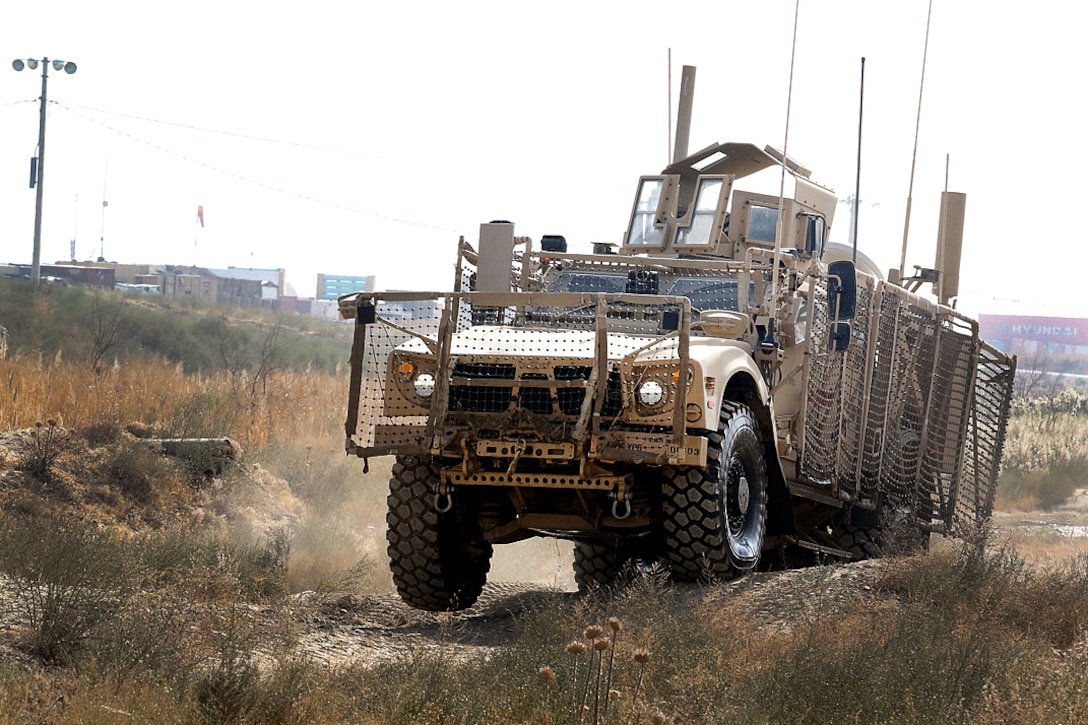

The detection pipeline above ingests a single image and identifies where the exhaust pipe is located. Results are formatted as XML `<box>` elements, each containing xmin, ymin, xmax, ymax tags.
<box><xmin>672</xmin><ymin>65</ymin><xmax>696</xmax><ymax>163</ymax></box>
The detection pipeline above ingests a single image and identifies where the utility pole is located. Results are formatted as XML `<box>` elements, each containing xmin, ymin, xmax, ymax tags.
<box><xmin>12</xmin><ymin>57</ymin><xmax>78</xmax><ymax>285</ymax></box>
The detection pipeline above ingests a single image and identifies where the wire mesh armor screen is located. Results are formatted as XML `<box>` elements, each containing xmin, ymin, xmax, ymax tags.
<box><xmin>800</xmin><ymin>274</ymin><xmax>875</xmax><ymax>499</ymax></box>
<box><xmin>347</xmin><ymin>297</ymin><xmax>444</xmax><ymax>452</ymax></box>
<box><xmin>800</xmin><ymin>276</ymin><xmax>1013</xmax><ymax>527</ymax></box>
<box><xmin>957</xmin><ymin>343</ymin><xmax>1015</xmax><ymax>525</ymax></box>
<box><xmin>347</xmin><ymin>272</ymin><xmax>695</xmax><ymax>459</ymax></box>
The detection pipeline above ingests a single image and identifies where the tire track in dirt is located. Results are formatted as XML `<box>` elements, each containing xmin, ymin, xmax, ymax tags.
<box><xmin>286</xmin><ymin>583</ymin><xmax>577</xmax><ymax>667</ymax></box>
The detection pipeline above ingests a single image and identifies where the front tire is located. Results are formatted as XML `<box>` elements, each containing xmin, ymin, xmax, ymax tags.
<box><xmin>662</xmin><ymin>401</ymin><xmax>768</xmax><ymax>581</ymax></box>
<box><xmin>386</xmin><ymin>456</ymin><xmax>492</xmax><ymax>611</ymax></box>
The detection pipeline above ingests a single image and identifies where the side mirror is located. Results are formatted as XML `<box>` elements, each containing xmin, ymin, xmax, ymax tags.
<box><xmin>829</xmin><ymin>321</ymin><xmax>851</xmax><ymax>352</ymax></box>
<box><xmin>357</xmin><ymin>301</ymin><xmax>377</xmax><ymax>325</ymax></box>
<box><xmin>804</xmin><ymin>215</ymin><xmax>826</xmax><ymax>257</ymax></box>
<box><xmin>826</xmin><ymin>260</ymin><xmax>857</xmax><ymax>321</ymax></box>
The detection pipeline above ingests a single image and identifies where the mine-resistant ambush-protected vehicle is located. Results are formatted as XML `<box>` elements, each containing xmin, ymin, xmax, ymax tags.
<box><xmin>339</xmin><ymin>123</ymin><xmax>1015</xmax><ymax>612</ymax></box>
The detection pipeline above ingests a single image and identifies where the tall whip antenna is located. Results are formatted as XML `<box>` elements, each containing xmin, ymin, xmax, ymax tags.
<box><xmin>667</xmin><ymin>48</ymin><xmax>673</xmax><ymax>165</ymax></box>
<box><xmin>98</xmin><ymin>158</ymin><xmax>108</xmax><ymax>262</ymax></box>
<box><xmin>897</xmin><ymin>0</ymin><xmax>934</xmax><ymax>282</ymax></box>
<box><xmin>852</xmin><ymin>57</ymin><xmax>865</xmax><ymax>265</ymax></box>
<box><xmin>771</xmin><ymin>0</ymin><xmax>802</xmax><ymax>307</ymax></box>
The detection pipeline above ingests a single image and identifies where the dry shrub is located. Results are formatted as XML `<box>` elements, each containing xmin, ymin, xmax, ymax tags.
<box><xmin>878</xmin><ymin>536</ymin><xmax>1088</xmax><ymax>650</ymax></box>
<box><xmin>192</xmin><ymin>607</ymin><xmax>262</xmax><ymax>725</ymax></box>
<box><xmin>0</xmin><ymin>517</ymin><xmax>134</xmax><ymax>666</ymax></box>
<box><xmin>13</xmin><ymin>422</ymin><xmax>72</xmax><ymax>481</ymax></box>
<box><xmin>998</xmin><ymin>457</ymin><xmax>1088</xmax><ymax>510</ymax></box>
<box><xmin>79</xmin><ymin>418</ymin><xmax>124</xmax><ymax>447</ymax></box>
<box><xmin>89</xmin><ymin>439</ymin><xmax>182</xmax><ymax>505</ymax></box>
<box><xmin>133</xmin><ymin>526</ymin><xmax>292</xmax><ymax>604</ymax></box>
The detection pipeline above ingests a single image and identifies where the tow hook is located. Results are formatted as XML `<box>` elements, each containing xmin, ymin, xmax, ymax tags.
<box><xmin>611</xmin><ymin>486</ymin><xmax>632</xmax><ymax>520</ymax></box>
<box><xmin>506</xmin><ymin>439</ymin><xmax>526</xmax><ymax>476</ymax></box>
<box><xmin>435</xmin><ymin>481</ymin><xmax>454</xmax><ymax>513</ymax></box>
<box><xmin>612</xmin><ymin>498</ymin><xmax>632</xmax><ymax>520</ymax></box>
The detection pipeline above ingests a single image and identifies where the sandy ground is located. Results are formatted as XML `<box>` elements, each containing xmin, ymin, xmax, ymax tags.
<box><xmin>1</xmin><ymin>438</ymin><xmax>1084</xmax><ymax>672</ymax></box>
<box><xmin>273</xmin><ymin>489</ymin><xmax>1088</xmax><ymax>669</ymax></box>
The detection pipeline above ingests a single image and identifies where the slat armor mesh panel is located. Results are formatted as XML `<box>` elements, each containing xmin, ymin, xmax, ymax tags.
<box><xmin>801</xmin><ymin>276</ymin><xmax>1014</xmax><ymax>527</ymax></box>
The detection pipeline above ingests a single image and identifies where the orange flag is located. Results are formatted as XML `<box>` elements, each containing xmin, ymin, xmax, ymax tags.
<box><xmin>197</xmin><ymin>205</ymin><xmax>205</xmax><ymax>227</ymax></box>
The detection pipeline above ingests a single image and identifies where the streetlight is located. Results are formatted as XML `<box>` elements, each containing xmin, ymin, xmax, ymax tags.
<box><xmin>12</xmin><ymin>56</ymin><xmax>77</xmax><ymax>285</ymax></box>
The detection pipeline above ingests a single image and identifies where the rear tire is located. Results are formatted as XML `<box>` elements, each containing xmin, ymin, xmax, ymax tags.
<box><xmin>662</xmin><ymin>401</ymin><xmax>768</xmax><ymax>581</ymax></box>
<box><xmin>834</xmin><ymin>522</ymin><xmax>884</xmax><ymax>560</ymax></box>
<box><xmin>831</xmin><ymin>503</ymin><xmax>931</xmax><ymax>562</ymax></box>
<box><xmin>386</xmin><ymin>456</ymin><xmax>492</xmax><ymax>611</ymax></box>
<box><xmin>573</xmin><ymin>540</ymin><xmax>624</xmax><ymax>592</ymax></box>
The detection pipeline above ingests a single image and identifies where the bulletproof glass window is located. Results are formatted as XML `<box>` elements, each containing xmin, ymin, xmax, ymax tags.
<box><xmin>675</xmin><ymin>176</ymin><xmax>729</xmax><ymax>247</ymax></box>
<box><xmin>748</xmin><ymin>204</ymin><xmax>779</xmax><ymax>243</ymax></box>
<box><xmin>625</xmin><ymin>177</ymin><xmax>667</xmax><ymax>247</ymax></box>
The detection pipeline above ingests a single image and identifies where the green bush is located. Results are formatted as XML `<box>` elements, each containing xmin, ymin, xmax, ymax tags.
<box><xmin>0</xmin><ymin>277</ymin><xmax>350</xmax><ymax>375</ymax></box>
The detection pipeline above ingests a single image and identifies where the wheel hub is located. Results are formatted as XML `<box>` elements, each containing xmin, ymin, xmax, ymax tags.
<box><xmin>724</xmin><ymin>456</ymin><xmax>751</xmax><ymax>537</ymax></box>
<box><xmin>737</xmin><ymin>473</ymin><xmax>750</xmax><ymax>514</ymax></box>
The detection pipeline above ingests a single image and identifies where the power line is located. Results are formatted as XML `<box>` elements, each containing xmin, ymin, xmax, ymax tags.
<box><xmin>61</xmin><ymin>101</ymin><xmax>392</xmax><ymax>157</ymax></box>
<box><xmin>55</xmin><ymin>102</ymin><xmax>464</xmax><ymax>235</ymax></box>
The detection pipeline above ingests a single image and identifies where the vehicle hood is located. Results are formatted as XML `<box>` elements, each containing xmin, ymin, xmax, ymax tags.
<box><xmin>398</xmin><ymin>325</ymin><xmax>682</xmax><ymax>362</ymax></box>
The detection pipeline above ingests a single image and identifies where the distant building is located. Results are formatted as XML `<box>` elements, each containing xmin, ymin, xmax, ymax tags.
<box><xmin>115</xmin><ymin>282</ymin><xmax>161</xmax><ymax>295</ymax></box>
<box><xmin>0</xmin><ymin>263</ymin><xmax>115</xmax><ymax>288</ymax></box>
<box><xmin>1</xmin><ymin>260</ymin><xmax>351</xmax><ymax>321</ymax></box>
<box><xmin>980</xmin><ymin>314</ymin><xmax>1088</xmax><ymax>363</ymax></box>
<box><xmin>207</xmin><ymin>267</ymin><xmax>292</xmax><ymax>298</ymax></box>
<box><xmin>317</xmin><ymin>273</ymin><xmax>375</xmax><ymax>300</ymax></box>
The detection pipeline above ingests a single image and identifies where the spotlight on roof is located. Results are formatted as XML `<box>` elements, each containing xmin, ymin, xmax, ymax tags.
<box><xmin>540</xmin><ymin>235</ymin><xmax>567</xmax><ymax>253</ymax></box>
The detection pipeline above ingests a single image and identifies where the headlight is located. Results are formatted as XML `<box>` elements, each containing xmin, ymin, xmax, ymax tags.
<box><xmin>637</xmin><ymin>380</ymin><xmax>664</xmax><ymax>406</ymax></box>
<box><xmin>413</xmin><ymin>373</ymin><xmax>436</xmax><ymax>398</ymax></box>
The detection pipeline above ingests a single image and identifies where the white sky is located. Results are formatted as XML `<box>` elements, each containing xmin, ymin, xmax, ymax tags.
<box><xmin>1</xmin><ymin>1</ymin><xmax>1085</xmax><ymax>318</ymax></box>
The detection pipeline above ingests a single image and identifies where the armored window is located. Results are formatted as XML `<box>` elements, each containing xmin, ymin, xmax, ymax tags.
<box><xmin>624</xmin><ymin>176</ymin><xmax>679</xmax><ymax>250</ymax></box>
<box><xmin>549</xmin><ymin>272</ymin><xmax>628</xmax><ymax>294</ymax></box>
<box><xmin>675</xmin><ymin>176</ymin><xmax>731</xmax><ymax>248</ymax></box>
<box><xmin>626</xmin><ymin>177</ymin><xmax>665</xmax><ymax>247</ymax></box>
<box><xmin>667</xmin><ymin>277</ymin><xmax>744</xmax><ymax>312</ymax></box>
<box><xmin>747</xmin><ymin>204</ymin><xmax>779</xmax><ymax>243</ymax></box>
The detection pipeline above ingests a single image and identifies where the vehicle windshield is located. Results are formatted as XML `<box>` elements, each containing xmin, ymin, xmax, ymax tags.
<box><xmin>666</xmin><ymin>277</ymin><xmax>741</xmax><ymax>312</ymax></box>
<box><xmin>548</xmin><ymin>272</ymin><xmax>628</xmax><ymax>294</ymax></box>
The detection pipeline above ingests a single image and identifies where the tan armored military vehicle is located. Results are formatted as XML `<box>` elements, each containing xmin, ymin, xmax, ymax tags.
<box><xmin>339</xmin><ymin>125</ymin><xmax>1015</xmax><ymax>612</ymax></box>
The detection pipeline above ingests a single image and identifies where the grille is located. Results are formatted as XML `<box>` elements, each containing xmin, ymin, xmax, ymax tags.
<box><xmin>448</xmin><ymin>363</ymin><xmax>622</xmax><ymax>417</ymax></box>
<box><xmin>449</xmin><ymin>363</ymin><xmax>514</xmax><ymax>413</ymax></box>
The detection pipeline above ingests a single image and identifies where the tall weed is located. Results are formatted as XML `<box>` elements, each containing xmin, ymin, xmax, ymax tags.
<box><xmin>999</xmin><ymin>388</ymin><xmax>1088</xmax><ymax>509</ymax></box>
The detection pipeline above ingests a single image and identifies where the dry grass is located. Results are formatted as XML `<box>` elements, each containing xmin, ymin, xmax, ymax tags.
<box><xmin>3</xmin><ymin>289</ymin><xmax>1088</xmax><ymax>722</ymax></box>
<box><xmin>0</xmin><ymin>351</ymin><xmax>346</xmax><ymax>455</ymax></box>
<box><xmin>997</xmin><ymin>389</ymin><xmax>1088</xmax><ymax>510</ymax></box>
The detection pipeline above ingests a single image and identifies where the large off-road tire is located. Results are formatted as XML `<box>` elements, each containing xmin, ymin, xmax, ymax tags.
<box><xmin>662</xmin><ymin>401</ymin><xmax>768</xmax><ymax>581</ymax></box>
<box><xmin>573</xmin><ymin>540</ymin><xmax>625</xmax><ymax>592</ymax></box>
<box><xmin>834</xmin><ymin>523</ymin><xmax>883</xmax><ymax>560</ymax></box>
<box><xmin>386</xmin><ymin>456</ymin><xmax>492</xmax><ymax>611</ymax></box>
<box><xmin>831</xmin><ymin>503</ymin><xmax>931</xmax><ymax>562</ymax></box>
